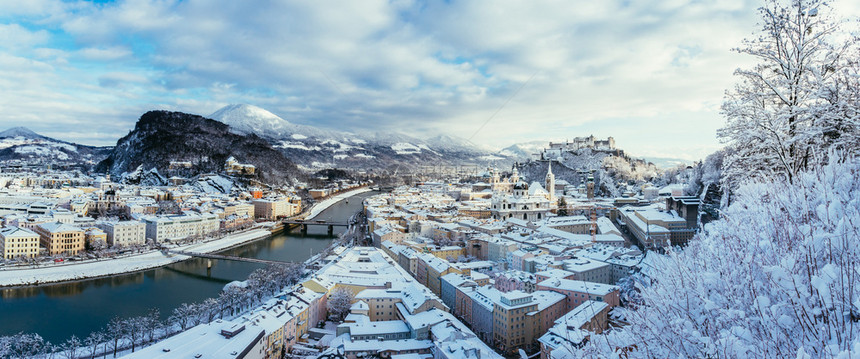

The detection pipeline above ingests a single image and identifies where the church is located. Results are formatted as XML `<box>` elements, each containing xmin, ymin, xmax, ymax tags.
<box><xmin>489</xmin><ymin>162</ymin><xmax>557</xmax><ymax>221</ymax></box>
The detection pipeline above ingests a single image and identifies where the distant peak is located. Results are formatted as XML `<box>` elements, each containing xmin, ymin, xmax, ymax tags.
<box><xmin>0</xmin><ymin>126</ymin><xmax>46</xmax><ymax>139</ymax></box>
<box><xmin>208</xmin><ymin>104</ymin><xmax>294</xmax><ymax>138</ymax></box>
<box><xmin>209</xmin><ymin>104</ymin><xmax>288</xmax><ymax>122</ymax></box>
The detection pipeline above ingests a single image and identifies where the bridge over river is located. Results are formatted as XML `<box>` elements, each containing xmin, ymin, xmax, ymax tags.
<box><xmin>282</xmin><ymin>219</ymin><xmax>350</xmax><ymax>235</ymax></box>
<box><xmin>164</xmin><ymin>249</ymin><xmax>296</xmax><ymax>267</ymax></box>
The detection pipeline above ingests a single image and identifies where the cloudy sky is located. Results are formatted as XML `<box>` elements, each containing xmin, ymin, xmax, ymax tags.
<box><xmin>1</xmin><ymin>0</ymin><xmax>858</xmax><ymax>161</ymax></box>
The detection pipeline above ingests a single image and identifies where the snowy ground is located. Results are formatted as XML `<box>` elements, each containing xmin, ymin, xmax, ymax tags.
<box><xmin>306</xmin><ymin>187</ymin><xmax>372</xmax><ymax>219</ymax></box>
<box><xmin>0</xmin><ymin>229</ymin><xmax>271</xmax><ymax>287</ymax></box>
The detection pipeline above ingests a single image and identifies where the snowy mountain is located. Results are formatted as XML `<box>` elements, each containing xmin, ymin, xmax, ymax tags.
<box><xmin>208</xmin><ymin>104</ymin><xmax>510</xmax><ymax>170</ymax></box>
<box><xmin>497</xmin><ymin>141</ymin><xmax>547</xmax><ymax>160</ymax></box>
<box><xmin>0</xmin><ymin>126</ymin><xmax>112</xmax><ymax>169</ymax></box>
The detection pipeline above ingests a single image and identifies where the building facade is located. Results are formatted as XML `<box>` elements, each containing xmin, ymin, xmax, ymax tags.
<box><xmin>0</xmin><ymin>226</ymin><xmax>40</xmax><ymax>259</ymax></box>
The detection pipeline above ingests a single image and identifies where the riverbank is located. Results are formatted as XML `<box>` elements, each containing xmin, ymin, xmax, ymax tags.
<box><xmin>306</xmin><ymin>187</ymin><xmax>372</xmax><ymax>219</ymax></box>
<box><xmin>0</xmin><ymin>229</ymin><xmax>271</xmax><ymax>287</ymax></box>
<box><xmin>0</xmin><ymin>188</ymin><xmax>374</xmax><ymax>288</ymax></box>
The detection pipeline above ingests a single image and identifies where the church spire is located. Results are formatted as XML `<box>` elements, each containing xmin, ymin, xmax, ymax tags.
<box><xmin>545</xmin><ymin>161</ymin><xmax>555</xmax><ymax>203</ymax></box>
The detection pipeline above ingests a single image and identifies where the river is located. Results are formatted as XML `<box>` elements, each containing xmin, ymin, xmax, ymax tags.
<box><xmin>0</xmin><ymin>191</ymin><xmax>375</xmax><ymax>344</ymax></box>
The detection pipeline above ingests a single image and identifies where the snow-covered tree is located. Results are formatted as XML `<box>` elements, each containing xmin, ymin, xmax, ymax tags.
<box><xmin>557</xmin><ymin>197</ymin><xmax>568</xmax><ymax>216</ymax></box>
<box><xmin>719</xmin><ymin>0</ymin><xmax>860</xmax><ymax>187</ymax></box>
<box><xmin>142</xmin><ymin>308</ymin><xmax>161</xmax><ymax>344</ymax></box>
<box><xmin>594</xmin><ymin>169</ymin><xmax>620</xmax><ymax>198</ymax></box>
<box><xmin>170</xmin><ymin>303</ymin><xmax>195</xmax><ymax>331</ymax></box>
<box><xmin>126</xmin><ymin>316</ymin><xmax>147</xmax><ymax>353</ymax></box>
<box><xmin>106</xmin><ymin>316</ymin><xmax>125</xmax><ymax>358</ymax></box>
<box><xmin>7</xmin><ymin>332</ymin><xmax>47</xmax><ymax>359</ymax></box>
<box><xmin>84</xmin><ymin>330</ymin><xmax>104</xmax><ymax>359</ymax></box>
<box><xmin>60</xmin><ymin>335</ymin><xmax>81</xmax><ymax>359</ymax></box>
<box><xmin>578</xmin><ymin>154</ymin><xmax>860</xmax><ymax>358</ymax></box>
<box><xmin>202</xmin><ymin>298</ymin><xmax>220</xmax><ymax>324</ymax></box>
<box><xmin>326</xmin><ymin>287</ymin><xmax>355</xmax><ymax>321</ymax></box>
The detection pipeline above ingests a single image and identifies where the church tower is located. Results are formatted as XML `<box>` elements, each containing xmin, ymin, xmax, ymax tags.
<box><xmin>490</xmin><ymin>167</ymin><xmax>500</xmax><ymax>191</ymax></box>
<box><xmin>545</xmin><ymin>161</ymin><xmax>555</xmax><ymax>203</ymax></box>
<box><xmin>511</xmin><ymin>167</ymin><xmax>520</xmax><ymax>184</ymax></box>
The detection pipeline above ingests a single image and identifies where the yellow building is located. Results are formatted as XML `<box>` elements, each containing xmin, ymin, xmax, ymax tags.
<box><xmin>493</xmin><ymin>291</ymin><xmax>538</xmax><ymax>354</ymax></box>
<box><xmin>0</xmin><ymin>226</ymin><xmax>41</xmax><ymax>259</ymax></box>
<box><xmin>429</xmin><ymin>246</ymin><xmax>465</xmax><ymax>260</ymax></box>
<box><xmin>219</xmin><ymin>202</ymin><xmax>255</xmax><ymax>219</ymax></box>
<box><xmin>34</xmin><ymin>222</ymin><xmax>85</xmax><ymax>256</ymax></box>
<box><xmin>253</xmin><ymin>198</ymin><xmax>295</xmax><ymax>220</ymax></box>
<box><xmin>420</xmin><ymin>253</ymin><xmax>465</xmax><ymax>296</ymax></box>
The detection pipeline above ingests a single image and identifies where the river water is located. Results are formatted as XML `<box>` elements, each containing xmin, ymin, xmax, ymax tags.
<box><xmin>0</xmin><ymin>191</ymin><xmax>374</xmax><ymax>343</ymax></box>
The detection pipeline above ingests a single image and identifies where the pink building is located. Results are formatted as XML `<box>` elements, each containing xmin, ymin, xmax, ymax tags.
<box><xmin>493</xmin><ymin>270</ymin><xmax>536</xmax><ymax>293</ymax></box>
<box><xmin>455</xmin><ymin>285</ymin><xmax>475</xmax><ymax>323</ymax></box>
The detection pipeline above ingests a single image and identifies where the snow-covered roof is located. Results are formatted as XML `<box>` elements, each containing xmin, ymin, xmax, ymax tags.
<box><xmin>537</xmin><ymin>278</ymin><xmax>618</xmax><ymax>296</ymax></box>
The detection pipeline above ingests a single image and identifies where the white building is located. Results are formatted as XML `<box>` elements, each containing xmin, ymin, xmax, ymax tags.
<box><xmin>97</xmin><ymin>220</ymin><xmax>146</xmax><ymax>247</ymax></box>
<box><xmin>490</xmin><ymin>182</ymin><xmax>552</xmax><ymax>222</ymax></box>
<box><xmin>143</xmin><ymin>213</ymin><xmax>219</xmax><ymax>242</ymax></box>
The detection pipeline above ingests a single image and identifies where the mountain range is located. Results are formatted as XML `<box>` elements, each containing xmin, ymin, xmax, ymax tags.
<box><xmin>0</xmin><ymin>127</ymin><xmax>112</xmax><ymax>169</ymax></box>
<box><xmin>208</xmin><ymin>104</ymin><xmax>512</xmax><ymax>170</ymax></box>
<box><xmin>0</xmin><ymin>104</ymin><xmax>685</xmax><ymax>185</ymax></box>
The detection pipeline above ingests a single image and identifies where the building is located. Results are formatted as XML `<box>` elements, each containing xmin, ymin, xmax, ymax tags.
<box><xmin>83</xmin><ymin>227</ymin><xmax>107</xmax><ymax>249</ymax></box>
<box><xmin>545</xmin><ymin>162</ymin><xmax>555</xmax><ymax>204</ymax></box>
<box><xmin>122</xmin><ymin>318</ymin><xmax>266</xmax><ymax>359</ymax></box>
<box><xmin>537</xmin><ymin>300</ymin><xmax>611</xmax><ymax>359</ymax></box>
<box><xmin>548</xmin><ymin>136</ymin><xmax>615</xmax><ymax>151</ymax></box>
<box><xmin>439</xmin><ymin>273</ymin><xmax>477</xmax><ymax>312</ymax></box>
<box><xmin>490</xmin><ymin>182</ymin><xmax>552</xmax><ymax>222</ymax></box>
<box><xmin>97</xmin><ymin>220</ymin><xmax>146</xmax><ymax>247</ymax></box>
<box><xmin>618</xmin><ymin>206</ymin><xmax>695</xmax><ymax>248</ymax></box>
<box><xmin>253</xmin><ymin>198</ymin><xmax>296</xmax><ymax>220</ymax></box>
<box><xmin>0</xmin><ymin>226</ymin><xmax>40</xmax><ymax>259</ymax></box>
<box><xmin>491</xmin><ymin>290</ymin><xmax>537</xmax><ymax>354</ymax></box>
<box><xmin>34</xmin><ymin>222</ymin><xmax>85</xmax><ymax>256</ymax></box>
<box><xmin>665</xmin><ymin>195</ymin><xmax>702</xmax><ymax>229</ymax></box>
<box><xmin>143</xmin><ymin>213</ymin><xmax>219</xmax><ymax>242</ymax></box>
<box><xmin>225</xmin><ymin>156</ymin><xmax>256</xmax><ymax>176</ymax></box>
<box><xmin>218</xmin><ymin>202</ymin><xmax>255</xmax><ymax>219</ymax></box>
<box><xmin>536</xmin><ymin>278</ymin><xmax>620</xmax><ymax>312</ymax></box>
<box><xmin>560</xmin><ymin>257</ymin><xmax>613</xmax><ymax>284</ymax></box>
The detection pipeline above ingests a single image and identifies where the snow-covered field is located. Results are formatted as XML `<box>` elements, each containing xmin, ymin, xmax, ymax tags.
<box><xmin>0</xmin><ymin>229</ymin><xmax>271</xmax><ymax>287</ymax></box>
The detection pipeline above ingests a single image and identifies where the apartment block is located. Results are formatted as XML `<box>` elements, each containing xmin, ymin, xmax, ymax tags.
<box><xmin>34</xmin><ymin>222</ymin><xmax>85</xmax><ymax>256</ymax></box>
<box><xmin>143</xmin><ymin>213</ymin><xmax>219</xmax><ymax>242</ymax></box>
<box><xmin>98</xmin><ymin>220</ymin><xmax>146</xmax><ymax>247</ymax></box>
<box><xmin>0</xmin><ymin>226</ymin><xmax>41</xmax><ymax>259</ymax></box>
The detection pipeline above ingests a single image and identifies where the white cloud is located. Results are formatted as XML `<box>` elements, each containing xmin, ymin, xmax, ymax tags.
<box><xmin>76</xmin><ymin>47</ymin><xmax>132</xmax><ymax>61</ymax></box>
<box><xmin>0</xmin><ymin>0</ymin><xmax>858</xmax><ymax>159</ymax></box>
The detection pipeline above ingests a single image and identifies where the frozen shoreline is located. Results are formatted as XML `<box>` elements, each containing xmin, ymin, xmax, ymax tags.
<box><xmin>0</xmin><ymin>229</ymin><xmax>271</xmax><ymax>287</ymax></box>
<box><xmin>306</xmin><ymin>187</ymin><xmax>372</xmax><ymax>219</ymax></box>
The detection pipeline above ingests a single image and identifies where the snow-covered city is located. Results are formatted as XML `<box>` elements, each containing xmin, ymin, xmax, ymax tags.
<box><xmin>1</xmin><ymin>0</ymin><xmax>859</xmax><ymax>358</ymax></box>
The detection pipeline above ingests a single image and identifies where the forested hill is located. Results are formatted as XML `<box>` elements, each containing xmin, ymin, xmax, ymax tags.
<box><xmin>96</xmin><ymin>111</ymin><xmax>303</xmax><ymax>185</ymax></box>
